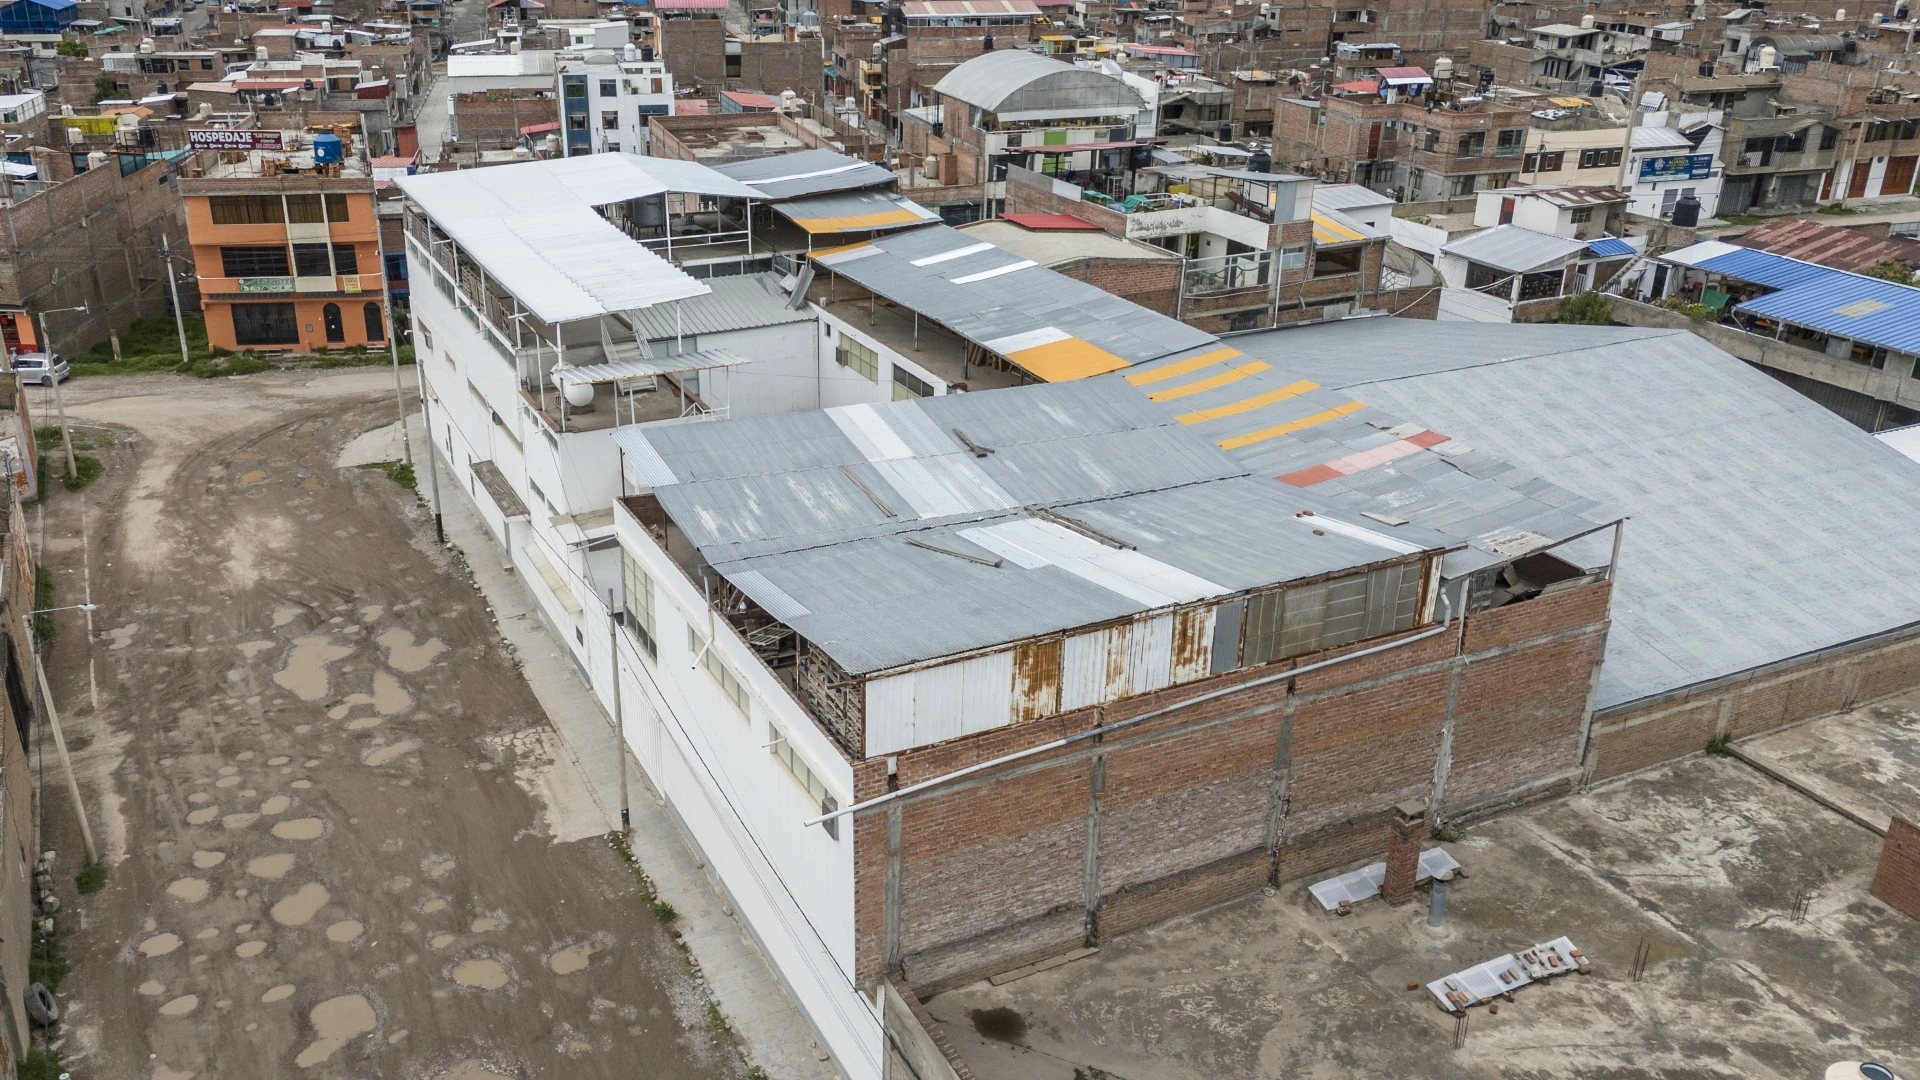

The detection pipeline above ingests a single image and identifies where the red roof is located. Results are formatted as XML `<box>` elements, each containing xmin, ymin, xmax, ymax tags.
<box><xmin>1377</xmin><ymin>66</ymin><xmax>1432</xmax><ymax>81</ymax></box>
<box><xmin>1001</xmin><ymin>213</ymin><xmax>1105</xmax><ymax>231</ymax></box>
<box><xmin>236</xmin><ymin>79</ymin><xmax>307</xmax><ymax>90</ymax></box>
<box><xmin>676</xmin><ymin>99</ymin><xmax>711</xmax><ymax>114</ymax></box>
<box><xmin>651</xmin><ymin>0</ymin><xmax>729</xmax><ymax>8</ymax></box>
<box><xmin>721</xmin><ymin>90</ymin><xmax>779</xmax><ymax>109</ymax></box>
<box><xmin>1331</xmin><ymin>79</ymin><xmax>1378</xmax><ymax>94</ymax></box>
<box><xmin>519</xmin><ymin>120</ymin><xmax>559</xmax><ymax>134</ymax></box>
<box><xmin>370</xmin><ymin>154</ymin><xmax>416</xmax><ymax>168</ymax></box>
<box><xmin>1125</xmin><ymin>43</ymin><xmax>1197</xmax><ymax>57</ymax></box>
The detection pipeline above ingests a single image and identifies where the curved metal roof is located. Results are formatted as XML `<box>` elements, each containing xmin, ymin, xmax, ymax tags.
<box><xmin>930</xmin><ymin>49</ymin><xmax>1142</xmax><ymax>116</ymax></box>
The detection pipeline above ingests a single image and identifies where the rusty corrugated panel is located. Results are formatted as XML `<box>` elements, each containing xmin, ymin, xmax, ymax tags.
<box><xmin>1126</xmin><ymin>613</ymin><xmax>1175</xmax><ymax>696</ymax></box>
<box><xmin>1104</xmin><ymin>622</ymin><xmax>1131</xmax><ymax>703</ymax></box>
<box><xmin>1170</xmin><ymin>606</ymin><xmax>1216</xmax><ymax>683</ymax></box>
<box><xmin>1011</xmin><ymin>637</ymin><xmax>1062</xmax><ymax>724</ymax></box>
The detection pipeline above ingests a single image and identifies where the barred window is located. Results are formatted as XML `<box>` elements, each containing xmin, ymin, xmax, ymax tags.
<box><xmin>621</xmin><ymin>549</ymin><xmax>658</xmax><ymax>660</ymax></box>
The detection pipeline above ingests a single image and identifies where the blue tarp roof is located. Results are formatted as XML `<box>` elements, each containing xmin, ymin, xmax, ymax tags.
<box><xmin>1693</xmin><ymin>245</ymin><xmax>1835</xmax><ymax>290</ymax></box>
<box><xmin>1586</xmin><ymin>237</ymin><xmax>1634</xmax><ymax>257</ymax></box>
<box><xmin>22</xmin><ymin>0</ymin><xmax>78</xmax><ymax>10</ymax></box>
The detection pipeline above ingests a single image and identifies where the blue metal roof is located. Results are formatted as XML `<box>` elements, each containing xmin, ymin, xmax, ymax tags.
<box><xmin>1693</xmin><ymin>246</ymin><xmax>1835</xmax><ymax>289</ymax></box>
<box><xmin>1586</xmin><ymin>237</ymin><xmax>1634</xmax><ymax>257</ymax></box>
<box><xmin>1736</xmin><ymin>272</ymin><xmax>1920</xmax><ymax>355</ymax></box>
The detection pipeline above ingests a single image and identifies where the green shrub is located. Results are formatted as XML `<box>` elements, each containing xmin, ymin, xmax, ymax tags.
<box><xmin>1558</xmin><ymin>291</ymin><xmax>1614</xmax><ymax>325</ymax></box>
<box><xmin>1861</xmin><ymin>259</ymin><xmax>1916</xmax><ymax>286</ymax></box>
<box><xmin>62</xmin><ymin>455</ymin><xmax>103</xmax><ymax>491</ymax></box>
<box><xmin>29</xmin><ymin>921</ymin><xmax>69</xmax><ymax>994</ymax></box>
<box><xmin>33</xmin><ymin>566</ymin><xmax>53</xmax><ymax>641</ymax></box>
<box><xmin>75</xmin><ymin>863</ymin><xmax>106</xmax><ymax>894</ymax></box>
<box><xmin>356</xmin><ymin>460</ymin><xmax>416</xmax><ymax>490</ymax></box>
<box><xmin>19</xmin><ymin>1048</ymin><xmax>63</xmax><ymax>1080</ymax></box>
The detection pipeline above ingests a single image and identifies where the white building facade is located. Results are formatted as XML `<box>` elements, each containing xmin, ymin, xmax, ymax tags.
<box><xmin>558</xmin><ymin>49</ymin><xmax>676</xmax><ymax>157</ymax></box>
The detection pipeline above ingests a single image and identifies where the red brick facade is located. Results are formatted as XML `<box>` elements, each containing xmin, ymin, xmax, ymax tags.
<box><xmin>853</xmin><ymin>581</ymin><xmax>1613</xmax><ymax>994</ymax></box>
<box><xmin>1872</xmin><ymin>816</ymin><xmax>1920</xmax><ymax>921</ymax></box>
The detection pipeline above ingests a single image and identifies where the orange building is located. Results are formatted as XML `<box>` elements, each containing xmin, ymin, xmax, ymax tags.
<box><xmin>182</xmin><ymin>173</ymin><xmax>388</xmax><ymax>353</ymax></box>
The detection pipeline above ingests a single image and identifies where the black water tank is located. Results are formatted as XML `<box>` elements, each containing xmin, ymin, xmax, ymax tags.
<box><xmin>641</xmin><ymin>43</ymin><xmax>654</xmax><ymax>61</ymax></box>
<box><xmin>1698</xmin><ymin>59</ymin><xmax>1715</xmax><ymax>76</ymax></box>
<box><xmin>982</xmin><ymin>34</ymin><xmax>994</xmax><ymax>50</ymax></box>
<box><xmin>1249</xmin><ymin>149</ymin><xmax>1272</xmax><ymax>173</ymax></box>
<box><xmin>1671</xmin><ymin>192</ymin><xmax>1701</xmax><ymax>227</ymax></box>
<box><xmin>1218</xmin><ymin>122</ymin><xmax>1234</xmax><ymax>142</ymax></box>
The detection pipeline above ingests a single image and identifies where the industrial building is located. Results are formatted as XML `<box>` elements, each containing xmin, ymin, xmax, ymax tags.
<box><xmin>399</xmin><ymin>152</ymin><xmax>1920</xmax><ymax>1080</ymax></box>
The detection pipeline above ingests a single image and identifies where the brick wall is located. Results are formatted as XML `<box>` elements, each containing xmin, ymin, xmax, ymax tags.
<box><xmin>1872</xmin><ymin>816</ymin><xmax>1920</xmax><ymax>921</ymax></box>
<box><xmin>1047</xmin><ymin>256</ymin><xmax>1180</xmax><ymax>315</ymax></box>
<box><xmin>449</xmin><ymin>90</ymin><xmax>555</xmax><ymax>153</ymax></box>
<box><xmin>854</xmin><ymin>580</ymin><xmax>1613</xmax><ymax>993</ymax></box>
<box><xmin>1585</xmin><ymin>624</ymin><xmax>1920</xmax><ymax>783</ymax></box>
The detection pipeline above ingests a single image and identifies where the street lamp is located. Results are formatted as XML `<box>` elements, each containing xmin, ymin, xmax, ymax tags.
<box><xmin>31</xmin><ymin>304</ymin><xmax>85</xmax><ymax>480</ymax></box>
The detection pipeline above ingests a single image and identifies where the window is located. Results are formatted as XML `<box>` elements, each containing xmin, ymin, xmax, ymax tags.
<box><xmin>568</xmin><ymin>114</ymin><xmax>588</xmax><ymax>132</ymax></box>
<box><xmin>1522</xmin><ymin>150</ymin><xmax>1565</xmax><ymax>172</ymax></box>
<box><xmin>230</xmin><ymin>302</ymin><xmax>300</xmax><ymax>345</ymax></box>
<box><xmin>1496</xmin><ymin>128</ymin><xmax>1526</xmax><ymax>154</ymax></box>
<box><xmin>1456</xmin><ymin>131</ymin><xmax>1485</xmax><ymax>156</ymax></box>
<box><xmin>208</xmin><ymin>194</ymin><xmax>285</xmax><ymax>224</ymax></box>
<box><xmin>1578</xmin><ymin>147</ymin><xmax>1623</xmax><ymax>169</ymax></box>
<box><xmin>620</xmin><ymin>549</ymin><xmax>658</xmax><ymax>659</ymax></box>
<box><xmin>892</xmin><ymin>365</ymin><xmax>933</xmax><ymax>400</ymax></box>
<box><xmin>836</xmin><ymin>335</ymin><xmax>878</xmax><ymax>381</ymax></box>
<box><xmin>1279</xmin><ymin>244</ymin><xmax>1307</xmax><ymax>270</ymax></box>
<box><xmin>1313</xmin><ymin>246</ymin><xmax>1363</xmax><ymax>276</ymax></box>
<box><xmin>1774</xmin><ymin>130</ymin><xmax>1805</xmax><ymax>153</ymax></box>
<box><xmin>769</xmin><ymin>724</ymin><xmax>837</xmax><ymax>838</ymax></box>
<box><xmin>565</xmin><ymin>80</ymin><xmax>587</xmax><ymax>98</ymax></box>
<box><xmin>1820</xmin><ymin>126</ymin><xmax>1838</xmax><ymax>150</ymax></box>
<box><xmin>418</xmin><ymin>323</ymin><xmax>434</xmax><ymax>353</ymax></box>
<box><xmin>599</xmin><ymin>78</ymin><xmax>617</xmax><ymax>96</ymax></box>
<box><xmin>292</xmin><ymin>242</ymin><xmax>333</xmax><ymax>277</ymax></box>
<box><xmin>325</xmin><ymin>193</ymin><xmax>348</xmax><ymax>220</ymax></box>
<box><xmin>331</xmin><ymin>244</ymin><xmax>359</xmax><ymax>275</ymax></box>
<box><xmin>364</xmin><ymin>302</ymin><xmax>384</xmax><ymax>342</ymax></box>
<box><xmin>1450</xmin><ymin>173</ymin><xmax>1477</xmax><ymax>197</ymax></box>
<box><xmin>687</xmin><ymin>626</ymin><xmax>749</xmax><ymax>714</ymax></box>
<box><xmin>1865</xmin><ymin>120</ymin><xmax>1891</xmax><ymax>143</ymax></box>
<box><xmin>220</xmin><ymin>245</ymin><xmax>291</xmax><ymax>277</ymax></box>
<box><xmin>602</xmin><ymin>111</ymin><xmax>619</xmax><ymax>130</ymax></box>
<box><xmin>286</xmin><ymin>194</ymin><xmax>324</xmax><ymax>223</ymax></box>
<box><xmin>1570</xmin><ymin>207</ymin><xmax>1593</xmax><ymax>223</ymax></box>
<box><xmin>1421</xmin><ymin>127</ymin><xmax>1440</xmax><ymax>152</ymax></box>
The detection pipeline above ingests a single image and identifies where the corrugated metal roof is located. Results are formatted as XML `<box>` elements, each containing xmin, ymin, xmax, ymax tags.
<box><xmin>1311</xmin><ymin>183</ymin><xmax>1394</xmax><ymax>212</ymax></box>
<box><xmin>1735</xmin><ymin>271</ymin><xmax>1920</xmax><ymax>354</ymax></box>
<box><xmin>1736</xmin><ymin>216</ymin><xmax>1920</xmax><ymax>273</ymax></box>
<box><xmin>714</xmin><ymin>149</ymin><xmax>896</xmax><ymax>200</ymax></box>
<box><xmin>1689</xmin><ymin>246</ymin><xmax>1836</xmax><ymax>289</ymax></box>
<box><xmin>1441</xmin><ymin>225</ymin><xmax>1587</xmax><ymax>273</ymax></box>
<box><xmin>622</xmin><ymin>273</ymin><xmax>813</xmax><ymax>341</ymax></box>
<box><xmin>928</xmin><ymin>49</ymin><xmax>1141</xmax><ymax>116</ymax></box>
<box><xmin>1630</xmin><ymin>125</ymin><xmax>1694</xmax><ymax>150</ymax></box>
<box><xmin>396</xmin><ymin>156</ymin><xmax>709</xmax><ymax>324</ymax></box>
<box><xmin>551</xmin><ymin>348</ymin><xmax>750</xmax><ymax>384</ymax></box>
<box><xmin>903</xmin><ymin>0</ymin><xmax>1039</xmax><ymax>15</ymax></box>
<box><xmin>614</xmin><ymin>381</ymin><xmax>1453</xmax><ymax>673</ymax></box>
<box><xmin>811</xmin><ymin>223</ymin><xmax>1215</xmax><ymax>377</ymax></box>
<box><xmin>1586</xmin><ymin>236</ymin><xmax>1635</xmax><ymax>257</ymax></box>
<box><xmin>770</xmin><ymin>189</ymin><xmax>940</xmax><ymax>234</ymax></box>
<box><xmin>1221</xmin><ymin>319</ymin><xmax>1920</xmax><ymax>711</ymax></box>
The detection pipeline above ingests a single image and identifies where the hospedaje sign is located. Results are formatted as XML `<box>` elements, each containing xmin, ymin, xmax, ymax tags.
<box><xmin>186</xmin><ymin>129</ymin><xmax>285</xmax><ymax>151</ymax></box>
<box><xmin>1637</xmin><ymin>153</ymin><xmax>1713</xmax><ymax>182</ymax></box>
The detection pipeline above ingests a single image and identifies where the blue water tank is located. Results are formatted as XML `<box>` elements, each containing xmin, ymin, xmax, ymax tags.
<box><xmin>312</xmin><ymin>133</ymin><xmax>343</xmax><ymax>165</ymax></box>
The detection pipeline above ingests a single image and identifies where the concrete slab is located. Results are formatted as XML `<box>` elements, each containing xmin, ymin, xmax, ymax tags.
<box><xmin>926</xmin><ymin>756</ymin><xmax>1920</xmax><ymax>1080</ymax></box>
<box><xmin>1739</xmin><ymin>695</ymin><xmax>1920</xmax><ymax>834</ymax></box>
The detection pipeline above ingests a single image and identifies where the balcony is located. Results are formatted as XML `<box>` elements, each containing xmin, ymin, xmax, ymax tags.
<box><xmin>199</xmin><ymin>273</ymin><xmax>386</xmax><ymax>299</ymax></box>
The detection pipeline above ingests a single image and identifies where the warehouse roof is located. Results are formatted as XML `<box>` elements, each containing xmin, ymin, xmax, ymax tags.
<box><xmin>811</xmin><ymin>223</ymin><xmax>1216</xmax><ymax>380</ymax></box>
<box><xmin>396</xmin><ymin>155</ymin><xmax>710</xmax><ymax>323</ymax></box>
<box><xmin>616</xmin><ymin>382</ymin><xmax>1454</xmax><ymax>673</ymax></box>
<box><xmin>1735</xmin><ymin>216</ymin><xmax>1920</xmax><ymax>273</ymax></box>
<box><xmin>1222</xmin><ymin>319</ymin><xmax>1920</xmax><ymax>711</ymax></box>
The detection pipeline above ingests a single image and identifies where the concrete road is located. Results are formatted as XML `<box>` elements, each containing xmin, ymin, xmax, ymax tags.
<box><xmin>34</xmin><ymin>370</ymin><xmax>749</xmax><ymax>1079</ymax></box>
<box><xmin>414</xmin><ymin>0</ymin><xmax>491</xmax><ymax>162</ymax></box>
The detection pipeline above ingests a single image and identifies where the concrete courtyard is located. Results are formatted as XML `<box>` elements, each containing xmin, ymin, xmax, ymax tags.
<box><xmin>927</xmin><ymin>721</ymin><xmax>1920</xmax><ymax>1080</ymax></box>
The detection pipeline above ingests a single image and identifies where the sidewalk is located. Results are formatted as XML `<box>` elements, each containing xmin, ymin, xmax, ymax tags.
<box><xmin>394</xmin><ymin>415</ymin><xmax>837</xmax><ymax>1080</ymax></box>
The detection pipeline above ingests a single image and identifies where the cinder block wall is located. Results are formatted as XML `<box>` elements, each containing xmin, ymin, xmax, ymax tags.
<box><xmin>854</xmin><ymin>582</ymin><xmax>1612</xmax><ymax>995</ymax></box>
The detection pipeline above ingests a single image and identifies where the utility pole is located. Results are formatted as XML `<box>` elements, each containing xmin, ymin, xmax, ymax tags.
<box><xmin>34</xmin><ymin>309</ymin><xmax>79</xmax><ymax>480</ymax></box>
<box><xmin>375</xmin><ymin>231</ymin><xmax>413</xmax><ymax>469</ymax></box>
<box><xmin>22</xmin><ymin>616</ymin><xmax>96</xmax><ymax>865</ymax></box>
<box><xmin>606</xmin><ymin>591</ymin><xmax>630</xmax><ymax>836</ymax></box>
<box><xmin>162</xmin><ymin>233</ymin><xmax>191</xmax><ymax>368</ymax></box>
<box><xmin>418</xmin><ymin>385</ymin><xmax>444</xmax><ymax>544</ymax></box>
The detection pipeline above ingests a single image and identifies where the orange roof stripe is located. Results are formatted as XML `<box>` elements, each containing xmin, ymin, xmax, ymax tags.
<box><xmin>1009</xmin><ymin>337</ymin><xmax>1131</xmax><ymax>382</ymax></box>
<box><xmin>1123</xmin><ymin>346</ymin><xmax>1242</xmax><ymax>386</ymax></box>
<box><xmin>1174</xmin><ymin>379</ymin><xmax>1319</xmax><ymax>424</ymax></box>
<box><xmin>1217</xmin><ymin>401</ymin><xmax>1367</xmax><ymax>450</ymax></box>
<box><xmin>1146</xmin><ymin>360</ymin><xmax>1272</xmax><ymax>402</ymax></box>
<box><xmin>789</xmin><ymin>208</ymin><xmax>931</xmax><ymax>233</ymax></box>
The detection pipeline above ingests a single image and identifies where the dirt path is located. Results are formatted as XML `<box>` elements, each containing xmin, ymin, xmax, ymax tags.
<box><xmin>37</xmin><ymin>370</ymin><xmax>745</xmax><ymax>1079</ymax></box>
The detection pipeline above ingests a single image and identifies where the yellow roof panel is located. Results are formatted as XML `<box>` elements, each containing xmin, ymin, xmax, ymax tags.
<box><xmin>1311</xmin><ymin>211</ymin><xmax>1368</xmax><ymax>246</ymax></box>
<box><xmin>1217</xmin><ymin>401</ymin><xmax>1367</xmax><ymax>450</ymax></box>
<box><xmin>1175</xmin><ymin>379</ymin><xmax>1318</xmax><ymax>424</ymax></box>
<box><xmin>1549</xmin><ymin>96</ymin><xmax>1589</xmax><ymax>106</ymax></box>
<box><xmin>1008</xmin><ymin>337</ymin><xmax>1130</xmax><ymax>382</ymax></box>
<box><xmin>1123</xmin><ymin>346</ymin><xmax>1240</xmax><ymax>385</ymax></box>
<box><xmin>1146</xmin><ymin>360</ymin><xmax>1271</xmax><ymax>402</ymax></box>
<box><xmin>789</xmin><ymin>208</ymin><xmax>932</xmax><ymax>234</ymax></box>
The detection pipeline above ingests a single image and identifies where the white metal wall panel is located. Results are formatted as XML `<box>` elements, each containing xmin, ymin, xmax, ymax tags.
<box><xmin>1127</xmin><ymin>613</ymin><xmax>1175</xmax><ymax>697</ymax></box>
<box><xmin>864</xmin><ymin>673</ymin><xmax>918</xmax><ymax>756</ymax></box>
<box><xmin>862</xmin><ymin>651</ymin><xmax>1013</xmax><ymax>756</ymax></box>
<box><xmin>958</xmin><ymin>519</ymin><xmax>1229</xmax><ymax>608</ymax></box>
<box><xmin>1061</xmin><ymin>627</ymin><xmax>1118</xmax><ymax>710</ymax></box>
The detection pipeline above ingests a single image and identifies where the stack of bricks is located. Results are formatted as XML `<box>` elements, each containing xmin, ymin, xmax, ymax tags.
<box><xmin>1871</xmin><ymin>816</ymin><xmax>1920</xmax><ymax>921</ymax></box>
<box><xmin>1382</xmin><ymin>801</ymin><xmax>1428</xmax><ymax>906</ymax></box>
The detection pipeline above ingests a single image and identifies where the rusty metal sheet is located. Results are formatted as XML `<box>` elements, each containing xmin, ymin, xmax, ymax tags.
<box><xmin>1011</xmin><ymin>637</ymin><xmax>1062</xmax><ymax>724</ymax></box>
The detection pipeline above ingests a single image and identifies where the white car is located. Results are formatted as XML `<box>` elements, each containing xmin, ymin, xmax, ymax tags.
<box><xmin>12</xmin><ymin>352</ymin><xmax>71</xmax><ymax>386</ymax></box>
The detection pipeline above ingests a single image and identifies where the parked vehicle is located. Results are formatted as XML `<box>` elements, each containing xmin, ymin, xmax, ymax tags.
<box><xmin>11</xmin><ymin>352</ymin><xmax>70</xmax><ymax>386</ymax></box>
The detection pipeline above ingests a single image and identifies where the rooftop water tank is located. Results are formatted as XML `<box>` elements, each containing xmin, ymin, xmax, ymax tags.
<box><xmin>1433</xmin><ymin>56</ymin><xmax>1455</xmax><ymax>80</ymax></box>
<box><xmin>311</xmin><ymin>132</ymin><xmax>343</xmax><ymax>164</ymax></box>
<box><xmin>1671</xmin><ymin>191</ymin><xmax>1701</xmax><ymax>227</ymax></box>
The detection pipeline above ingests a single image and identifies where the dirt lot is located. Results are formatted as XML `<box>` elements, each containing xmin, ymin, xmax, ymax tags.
<box><xmin>33</xmin><ymin>371</ymin><xmax>747</xmax><ymax>1079</ymax></box>
<box><xmin>928</xmin><ymin>749</ymin><xmax>1920</xmax><ymax>1080</ymax></box>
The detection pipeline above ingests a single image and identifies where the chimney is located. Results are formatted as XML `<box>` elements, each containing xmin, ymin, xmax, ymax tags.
<box><xmin>1381</xmin><ymin>800</ymin><xmax>1428</xmax><ymax>906</ymax></box>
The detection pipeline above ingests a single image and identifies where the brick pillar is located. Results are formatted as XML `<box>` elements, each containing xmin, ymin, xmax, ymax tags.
<box><xmin>1871</xmin><ymin>816</ymin><xmax>1920</xmax><ymax>921</ymax></box>
<box><xmin>1382</xmin><ymin>800</ymin><xmax>1428</xmax><ymax>907</ymax></box>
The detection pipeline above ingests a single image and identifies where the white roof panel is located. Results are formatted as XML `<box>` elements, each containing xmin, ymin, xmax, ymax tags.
<box><xmin>396</xmin><ymin>156</ymin><xmax>710</xmax><ymax>324</ymax></box>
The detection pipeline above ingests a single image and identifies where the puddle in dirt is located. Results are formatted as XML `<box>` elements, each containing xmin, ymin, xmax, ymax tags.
<box><xmin>376</xmin><ymin>628</ymin><xmax>446</xmax><ymax>673</ymax></box>
<box><xmin>452</xmin><ymin>958</ymin><xmax>509</xmax><ymax>990</ymax></box>
<box><xmin>274</xmin><ymin>636</ymin><xmax>353</xmax><ymax>701</ymax></box>
<box><xmin>271</xmin><ymin>883</ymin><xmax>331</xmax><ymax>926</ymax></box>
<box><xmin>295</xmin><ymin>993</ymin><xmax>377</xmax><ymax>1068</ymax></box>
